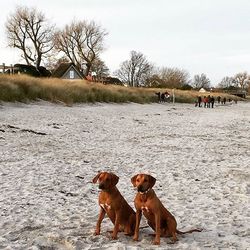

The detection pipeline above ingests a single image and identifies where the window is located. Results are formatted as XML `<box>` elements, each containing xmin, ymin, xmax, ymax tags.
<box><xmin>69</xmin><ymin>70</ymin><xmax>74</xmax><ymax>79</ymax></box>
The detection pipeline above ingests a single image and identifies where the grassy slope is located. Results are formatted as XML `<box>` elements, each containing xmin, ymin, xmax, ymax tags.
<box><xmin>0</xmin><ymin>74</ymin><xmax>244</xmax><ymax>105</ymax></box>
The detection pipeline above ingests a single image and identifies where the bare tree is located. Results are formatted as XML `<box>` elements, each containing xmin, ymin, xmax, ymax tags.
<box><xmin>45</xmin><ymin>56</ymin><xmax>70</xmax><ymax>72</ymax></box>
<box><xmin>115</xmin><ymin>51</ymin><xmax>153</xmax><ymax>87</ymax></box>
<box><xmin>217</xmin><ymin>76</ymin><xmax>235</xmax><ymax>89</ymax></box>
<box><xmin>233</xmin><ymin>72</ymin><xmax>250</xmax><ymax>89</ymax></box>
<box><xmin>155</xmin><ymin>67</ymin><xmax>190</xmax><ymax>88</ymax></box>
<box><xmin>192</xmin><ymin>73</ymin><xmax>211</xmax><ymax>89</ymax></box>
<box><xmin>91</xmin><ymin>58</ymin><xmax>109</xmax><ymax>79</ymax></box>
<box><xmin>53</xmin><ymin>20</ymin><xmax>107</xmax><ymax>76</ymax></box>
<box><xmin>5</xmin><ymin>6</ymin><xmax>54</xmax><ymax>69</ymax></box>
<box><xmin>146</xmin><ymin>73</ymin><xmax>164</xmax><ymax>87</ymax></box>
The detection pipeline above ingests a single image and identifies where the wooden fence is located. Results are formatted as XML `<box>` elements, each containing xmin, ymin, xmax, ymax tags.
<box><xmin>0</xmin><ymin>63</ymin><xmax>19</xmax><ymax>74</ymax></box>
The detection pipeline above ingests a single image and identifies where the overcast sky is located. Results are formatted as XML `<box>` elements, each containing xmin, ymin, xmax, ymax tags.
<box><xmin>1</xmin><ymin>0</ymin><xmax>250</xmax><ymax>85</ymax></box>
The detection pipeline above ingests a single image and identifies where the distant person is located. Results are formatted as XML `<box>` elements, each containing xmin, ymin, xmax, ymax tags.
<box><xmin>165</xmin><ymin>91</ymin><xmax>170</xmax><ymax>102</ymax></box>
<box><xmin>207</xmin><ymin>95</ymin><xmax>211</xmax><ymax>108</ymax></box>
<box><xmin>222</xmin><ymin>97</ymin><xmax>226</xmax><ymax>104</ymax></box>
<box><xmin>203</xmin><ymin>96</ymin><xmax>208</xmax><ymax>108</ymax></box>
<box><xmin>196</xmin><ymin>96</ymin><xmax>202</xmax><ymax>107</ymax></box>
<box><xmin>217</xmin><ymin>96</ymin><xmax>221</xmax><ymax>104</ymax></box>
<box><xmin>155</xmin><ymin>92</ymin><xmax>161</xmax><ymax>103</ymax></box>
<box><xmin>160</xmin><ymin>92</ymin><xmax>166</xmax><ymax>102</ymax></box>
<box><xmin>210</xmin><ymin>96</ymin><xmax>215</xmax><ymax>108</ymax></box>
<box><xmin>198</xmin><ymin>96</ymin><xmax>202</xmax><ymax>107</ymax></box>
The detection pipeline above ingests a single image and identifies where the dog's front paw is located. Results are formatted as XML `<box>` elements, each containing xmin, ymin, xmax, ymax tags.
<box><xmin>133</xmin><ymin>235</ymin><xmax>139</xmax><ymax>241</ymax></box>
<box><xmin>153</xmin><ymin>239</ymin><xmax>160</xmax><ymax>245</ymax></box>
<box><xmin>111</xmin><ymin>235</ymin><xmax>118</xmax><ymax>240</ymax></box>
<box><xmin>94</xmin><ymin>229</ymin><xmax>100</xmax><ymax>236</ymax></box>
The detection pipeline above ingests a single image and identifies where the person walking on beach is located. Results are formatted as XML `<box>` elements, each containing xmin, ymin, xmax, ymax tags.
<box><xmin>203</xmin><ymin>96</ymin><xmax>208</xmax><ymax>108</ymax></box>
<box><xmin>160</xmin><ymin>92</ymin><xmax>166</xmax><ymax>103</ymax></box>
<box><xmin>197</xmin><ymin>96</ymin><xmax>202</xmax><ymax>107</ymax></box>
<box><xmin>165</xmin><ymin>91</ymin><xmax>170</xmax><ymax>102</ymax></box>
<box><xmin>155</xmin><ymin>92</ymin><xmax>161</xmax><ymax>103</ymax></box>
<box><xmin>222</xmin><ymin>97</ymin><xmax>226</xmax><ymax>104</ymax></box>
<box><xmin>217</xmin><ymin>96</ymin><xmax>221</xmax><ymax>104</ymax></box>
<box><xmin>210</xmin><ymin>96</ymin><xmax>215</xmax><ymax>108</ymax></box>
<box><xmin>207</xmin><ymin>95</ymin><xmax>211</xmax><ymax>108</ymax></box>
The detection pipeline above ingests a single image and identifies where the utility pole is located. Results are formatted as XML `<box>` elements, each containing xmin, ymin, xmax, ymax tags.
<box><xmin>172</xmin><ymin>88</ymin><xmax>175</xmax><ymax>104</ymax></box>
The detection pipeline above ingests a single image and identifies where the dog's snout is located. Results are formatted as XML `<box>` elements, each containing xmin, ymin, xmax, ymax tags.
<box><xmin>137</xmin><ymin>185</ymin><xmax>144</xmax><ymax>192</ymax></box>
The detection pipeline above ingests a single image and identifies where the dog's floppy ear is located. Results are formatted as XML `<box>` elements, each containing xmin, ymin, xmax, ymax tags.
<box><xmin>148</xmin><ymin>175</ymin><xmax>156</xmax><ymax>188</ymax></box>
<box><xmin>131</xmin><ymin>174</ymin><xmax>138</xmax><ymax>187</ymax></box>
<box><xmin>110</xmin><ymin>173</ymin><xmax>119</xmax><ymax>186</ymax></box>
<box><xmin>92</xmin><ymin>172</ymin><xmax>102</xmax><ymax>183</ymax></box>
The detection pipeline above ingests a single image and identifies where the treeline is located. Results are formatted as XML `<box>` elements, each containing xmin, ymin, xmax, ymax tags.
<box><xmin>115</xmin><ymin>51</ymin><xmax>250</xmax><ymax>93</ymax></box>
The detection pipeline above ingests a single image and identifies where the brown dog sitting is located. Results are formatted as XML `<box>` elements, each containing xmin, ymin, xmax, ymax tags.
<box><xmin>131</xmin><ymin>174</ymin><xmax>202</xmax><ymax>245</ymax></box>
<box><xmin>93</xmin><ymin>172</ymin><xmax>136</xmax><ymax>239</ymax></box>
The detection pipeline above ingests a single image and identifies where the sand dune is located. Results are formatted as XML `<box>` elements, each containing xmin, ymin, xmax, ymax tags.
<box><xmin>0</xmin><ymin>101</ymin><xmax>249</xmax><ymax>249</ymax></box>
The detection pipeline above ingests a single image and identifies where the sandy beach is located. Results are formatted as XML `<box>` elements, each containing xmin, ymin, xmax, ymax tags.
<box><xmin>0</xmin><ymin>101</ymin><xmax>249</xmax><ymax>250</ymax></box>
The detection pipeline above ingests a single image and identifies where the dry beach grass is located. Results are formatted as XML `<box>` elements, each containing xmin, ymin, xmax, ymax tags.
<box><xmin>0</xmin><ymin>75</ymin><xmax>155</xmax><ymax>104</ymax></box>
<box><xmin>0</xmin><ymin>74</ymin><xmax>242</xmax><ymax>104</ymax></box>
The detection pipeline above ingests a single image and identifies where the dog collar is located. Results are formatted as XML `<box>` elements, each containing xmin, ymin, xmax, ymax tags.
<box><xmin>139</xmin><ymin>188</ymin><xmax>151</xmax><ymax>194</ymax></box>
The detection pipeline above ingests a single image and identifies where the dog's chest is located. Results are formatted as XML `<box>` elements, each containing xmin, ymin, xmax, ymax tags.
<box><xmin>141</xmin><ymin>206</ymin><xmax>150</xmax><ymax>213</ymax></box>
<box><xmin>139</xmin><ymin>195</ymin><xmax>152</xmax><ymax>214</ymax></box>
<box><xmin>100</xmin><ymin>203</ymin><xmax>111</xmax><ymax>211</ymax></box>
<box><xmin>99</xmin><ymin>195</ymin><xmax>113</xmax><ymax>211</ymax></box>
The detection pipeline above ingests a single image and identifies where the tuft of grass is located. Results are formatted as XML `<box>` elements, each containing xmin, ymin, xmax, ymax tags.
<box><xmin>0</xmin><ymin>74</ymin><xmax>244</xmax><ymax>104</ymax></box>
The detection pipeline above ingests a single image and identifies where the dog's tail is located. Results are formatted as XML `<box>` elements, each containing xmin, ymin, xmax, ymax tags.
<box><xmin>177</xmin><ymin>228</ymin><xmax>202</xmax><ymax>234</ymax></box>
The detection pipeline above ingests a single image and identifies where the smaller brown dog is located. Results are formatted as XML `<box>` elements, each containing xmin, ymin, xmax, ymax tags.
<box><xmin>131</xmin><ymin>174</ymin><xmax>202</xmax><ymax>245</ymax></box>
<box><xmin>93</xmin><ymin>172</ymin><xmax>135</xmax><ymax>239</ymax></box>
